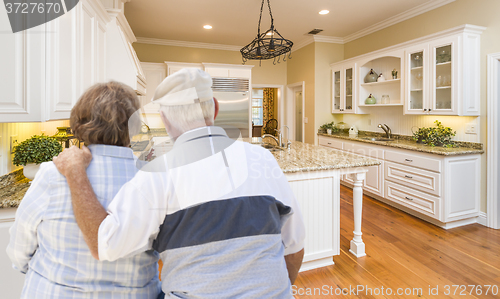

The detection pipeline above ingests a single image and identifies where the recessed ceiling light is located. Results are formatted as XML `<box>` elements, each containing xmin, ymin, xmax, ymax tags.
<box><xmin>266</xmin><ymin>31</ymin><xmax>274</xmax><ymax>36</ymax></box>
<box><xmin>319</xmin><ymin>10</ymin><xmax>329</xmax><ymax>15</ymax></box>
<box><xmin>203</xmin><ymin>25</ymin><xmax>212</xmax><ymax>29</ymax></box>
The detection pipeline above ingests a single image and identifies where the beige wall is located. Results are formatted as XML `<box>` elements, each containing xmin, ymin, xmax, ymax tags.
<box><xmin>287</xmin><ymin>43</ymin><xmax>315</xmax><ymax>144</ymax></box>
<box><xmin>133</xmin><ymin>43</ymin><xmax>287</xmax><ymax>86</ymax></box>
<box><xmin>314</xmin><ymin>43</ymin><xmax>344</xmax><ymax>143</ymax></box>
<box><xmin>343</xmin><ymin>0</ymin><xmax>500</xmax><ymax>212</ymax></box>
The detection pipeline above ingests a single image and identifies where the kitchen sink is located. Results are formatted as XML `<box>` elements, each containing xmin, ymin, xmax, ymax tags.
<box><xmin>361</xmin><ymin>137</ymin><xmax>395</xmax><ymax>142</ymax></box>
<box><xmin>260</xmin><ymin>143</ymin><xmax>283</xmax><ymax>152</ymax></box>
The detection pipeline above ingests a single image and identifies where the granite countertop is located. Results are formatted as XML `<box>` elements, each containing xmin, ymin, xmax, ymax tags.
<box><xmin>318</xmin><ymin>132</ymin><xmax>484</xmax><ymax>156</ymax></box>
<box><xmin>0</xmin><ymin>169</ymin><xmax>30</xmax><ymax>209</ymax></box>
<box><xmin>246</xmin><ymin>138</ymin><xmax>381</xmax><ymax>173</ymax></box>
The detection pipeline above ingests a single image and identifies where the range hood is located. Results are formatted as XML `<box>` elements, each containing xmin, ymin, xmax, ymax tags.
<box><xmin>103</xmin><ymin>0</ymin><xmax>146</xmax><ymax>96</ymax></box>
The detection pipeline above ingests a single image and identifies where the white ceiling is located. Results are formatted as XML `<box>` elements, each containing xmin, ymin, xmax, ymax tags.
<box><xmin>124</xmin><ymin>0</ymin><xmax>452</xmax><ymax>46</ymax></box>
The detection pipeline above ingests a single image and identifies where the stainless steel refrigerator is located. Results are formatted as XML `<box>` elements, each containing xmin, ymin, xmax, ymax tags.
<box><xmin>212</xmin><ymin>78</ymin><xmax>251</xmax><ymax>138</ymax></box>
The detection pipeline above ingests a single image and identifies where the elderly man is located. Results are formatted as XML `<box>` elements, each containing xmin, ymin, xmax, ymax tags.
<box><xmin>53</xmin><ymin>68</ymin><xmax>305</xmax><ymax>298</ymax></box>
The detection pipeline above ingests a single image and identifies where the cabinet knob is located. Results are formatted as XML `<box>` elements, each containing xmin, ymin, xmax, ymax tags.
<box><xmin>327</xmin><ymin>142</ymin><xmax>331</xmax><ymax>145</ymax></box>
<box><xmin>405</xmin><ymin>175</ymin><xmax>413</xmax><ymax>179</ymax></box>
<box><xmin>423</xmin><ymin>109</ymin><xmax>427</xmax><ymax>111</ymax></box>
<box><xmin>404</xmin><ymin>159</ymin><xmax>413</xmax><ymax>162</ymax></box>
<box><xmin>429</xmin><ymin>109</ymin><xmax>432</xmax><ymax>112</ymax></box>
<box><xmin>405</xmin><ymin>196</ymin><xmax>414</xmax><ymax>201</ymax></box>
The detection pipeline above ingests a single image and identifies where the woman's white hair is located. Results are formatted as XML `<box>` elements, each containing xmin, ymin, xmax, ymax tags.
<box><xmin>159</xmin><ymin>98</ymin><xmax>215</xmax><ymax>134</ymax></box>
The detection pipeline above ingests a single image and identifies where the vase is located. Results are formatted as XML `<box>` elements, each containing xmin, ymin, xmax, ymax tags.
<box><xmin>364</xmin><ymin>69</ymin><xmax>378</xmax><ymax>83</ymax></box>
<box><xmin>365</xmin><ymin>94</ymin><xmax>377</xmax><ymax>104</ymax></box>
<box><xmin>23</xmin><ymin>163</ymin><xmax>41</xmax><ymax>180</ymax></box>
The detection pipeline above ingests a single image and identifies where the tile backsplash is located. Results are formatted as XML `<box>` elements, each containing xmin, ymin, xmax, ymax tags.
<box><xmin>0</xmin><ymin>120</ymin><xmax>70</xmax><ymax>176</ymax></box>
<box><xmin>342</xmin><ymin>106</ymin><xmax>480</xmax><ymax>143</ymax></box>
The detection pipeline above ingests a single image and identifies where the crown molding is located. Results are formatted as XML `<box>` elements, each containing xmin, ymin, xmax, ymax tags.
<box><xmin>313</xmin><ymin>35</ymin><xmax>344</xmax><ymax>44</ymax></box>
<box><xmin>343</xmin><ymin>0</ymin><xmax>456</xmax><ymax>43</ymax></box>
<box><xmin>292</xmin><ymin>36</ymin><xmax>314</xmax><ymax>52</ymax></box>
<box><xmin>135</xmin><ymin>37</ymin><xmax>242</xmax><ymax>51</ymax></box>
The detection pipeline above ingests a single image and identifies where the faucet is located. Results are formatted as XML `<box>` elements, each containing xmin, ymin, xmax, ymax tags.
<box><xmin>262</xmin><ymin>126</ymin><xmax>292</xmax><ymax>149</ymax></box>
<box><xmin>377</xmin><ymin>124</ymin><xmax>392</xmax><ymax>138</ymax></box>
<box><xmin>262</xmin><ymin>134</ymin><xmax>281</xmax><ymax>147</ymax></box>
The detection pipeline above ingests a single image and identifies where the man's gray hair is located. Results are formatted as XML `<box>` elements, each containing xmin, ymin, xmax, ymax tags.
<box><xmin>160</xmin><ymin>98</ymin><xmax>215</xmax><ymax>134</ymax></box>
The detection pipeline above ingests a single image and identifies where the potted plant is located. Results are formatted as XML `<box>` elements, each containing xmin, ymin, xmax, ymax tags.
<box><xmin>392</xmin><ymin>69</ymin><xmax>398</xmax><ymax>79</ymax></box>
<box><xmin>412</xmin><ymin>120</ymin><xmax>456</xmax><ymax>147</ymax></box>
<box><xmin>13</xmin><ymin>134</ymin><xmax>63</xmax><ymax>180</ymax></box>
<box><xmin>319</xmin><ymin>122</ymin><xmax>339</xmax><ymax>135</ymax></box>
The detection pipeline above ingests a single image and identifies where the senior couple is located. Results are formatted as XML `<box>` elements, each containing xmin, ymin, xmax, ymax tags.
<box><xmin>7</xmin><ymin>68</ymin><xmax>305</xmax><ymax>299</ymax></box>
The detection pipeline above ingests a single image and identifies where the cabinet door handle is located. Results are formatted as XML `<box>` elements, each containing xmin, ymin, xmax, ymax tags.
<box><xmin>327</xmin><ymin>142</ymin><xmax>332</xmax><ymax>145</ymax></box>
<box><xmin>404</xmin><ymin>159</ymin><xmax>413</xmax><ymax>162</ymax></box>
<box><xmin>424</xmin><ymin>109</ymin><xmax>427</xmax><ymax>111</ymax></box>
<box><xmin>405</xmin><ymin>175</ymin><xmax>413</xmax><ymax>179</ymax></box>
<box><xmin>429</xmin><ymin>109</ymin><xmax>432</xmax><ymax>112</ymax></box>
<box><xmin>405</xmin><ymin>196</ymin><xmax>414</xmax><ymax>201</ymax></box>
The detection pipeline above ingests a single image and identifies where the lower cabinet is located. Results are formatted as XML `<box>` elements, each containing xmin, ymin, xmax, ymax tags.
<box><xmin>0</xmin><ymin>210</ymin><xmax>25</xmax><ymax>298</ymax></box>
<box><xmin>318</xmin><ymin>135</ymin><xmax>481</xmax><ymax>228</ymax></box>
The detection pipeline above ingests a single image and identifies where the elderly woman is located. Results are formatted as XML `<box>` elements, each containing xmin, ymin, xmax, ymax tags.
<box><xmin>7</xmin><ymin>82</ymin><xmax>161</xmax><ymax>298</ymax></box>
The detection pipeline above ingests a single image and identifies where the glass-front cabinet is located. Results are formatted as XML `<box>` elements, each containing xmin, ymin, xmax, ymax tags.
<box><xmin>430</xmin><ymin>37</ymin><xmax>458</xmax><ymax>115</ymax></box>
<box><xmin>331</xmin><ymin>62</ymin><xmax>356</xmax><ymax>114</ymax></box>
<box><xmin>332</xmin><ymin>69</ymin><xmax>341</xmax><ymax>112</ymax></box>
<box><xmin>404</xmin><ymin>36</ymin><xmax>460</xmax><ymax>115</ymax></box>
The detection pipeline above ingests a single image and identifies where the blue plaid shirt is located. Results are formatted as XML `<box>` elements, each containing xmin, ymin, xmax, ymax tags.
<box><xmin>7</xmin><ymin>144</ymin><xmax>161</xmax><ymax>299</ymax></box>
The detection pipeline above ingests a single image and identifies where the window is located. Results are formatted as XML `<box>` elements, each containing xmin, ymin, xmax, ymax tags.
<box><xmin>251</xmin><ymin>88</ymin><xmax>263</xmax><ymax>126</ymax></box>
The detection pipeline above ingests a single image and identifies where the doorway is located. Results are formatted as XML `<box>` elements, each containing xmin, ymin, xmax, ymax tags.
<box><xmin>286</xmin><ymin>82</ymin><xmax>305</xmax><ymax>142</ymax></box>
<box><xmin>251</xmin><ymin>85</ymin><xmax>284</xmax><ymax>138</ymax></box>
<box><xmin>294</xmin><ymin>87</ymin><xmax>303</xmax><ymax>142</ymax></box>
<box><xmin>487</xmin><ymin>52</ymin><xmax>500</xmax><ymax>229</ymax></box>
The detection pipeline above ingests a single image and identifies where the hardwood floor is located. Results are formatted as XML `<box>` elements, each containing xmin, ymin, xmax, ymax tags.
<box><xmin>294</xmin><ymin>185</ymin><xmax>500</xmax><ymax>298</ymax></box>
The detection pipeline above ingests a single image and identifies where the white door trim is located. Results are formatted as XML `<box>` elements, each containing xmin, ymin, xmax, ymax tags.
<box><xmin>286</xmin><ymin>82</ymin><xmax>305</xmax><ymax>142</ymax></box>
<box><xmin>487</xmin><ymin>52</ymin><xmax>500</xmax><ymax>229</ymax></box>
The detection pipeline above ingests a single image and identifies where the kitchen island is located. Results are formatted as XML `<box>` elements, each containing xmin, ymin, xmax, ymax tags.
<box><xmin>0</xmin><ymin>137</ymin><xmax>380</xmax><ymax>275</ymax></box>
<box><xmin>247</xmin><ymin>138</ymin><xmax>380</xmax><ymax>271</ymax></box>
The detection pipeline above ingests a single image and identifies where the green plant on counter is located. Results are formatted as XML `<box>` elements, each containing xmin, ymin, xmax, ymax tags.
<box><xmin>13</xmin><ymin>134</ymin><xmax>63</xmax><ymax>166</ymax></box>
<box><xmin>412</xmin><ymin>120</ymin><xmax>456</xmax><ymax>147</ymax></box>
<box><xmin>392</xmin><ymin>69</ymin><xmax>398</xmax><ymax>77</ymax></box>
<box><xmin>319</xmin><ymin>121</ymin><xmax>339</xmax><ymax>133</ymax></box>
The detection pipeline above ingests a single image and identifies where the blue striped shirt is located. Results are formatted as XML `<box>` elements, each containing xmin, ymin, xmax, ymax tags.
<box><xmin>7</xmin><ymin>144</ymin><xmax>161</xmax><ymax>299</ymax></box>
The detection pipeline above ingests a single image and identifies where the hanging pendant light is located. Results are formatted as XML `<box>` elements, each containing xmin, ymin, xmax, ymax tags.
<box><xmin>241</xmin><ymin>0</ymin><xmax>293</xmax><ymax>64</ymax></box>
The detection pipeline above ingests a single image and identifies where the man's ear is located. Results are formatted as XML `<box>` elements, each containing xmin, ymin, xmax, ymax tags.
<box><xmin>213</xmin><ymin>98</ymin><xmax>219</xmax><ymax>120</ymax></box>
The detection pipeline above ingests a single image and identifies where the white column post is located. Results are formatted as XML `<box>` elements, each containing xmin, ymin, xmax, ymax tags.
<box><xmin>349</xmin><ymin>171</ymin><xmax>366</xmax><ymax>257</ymax></box>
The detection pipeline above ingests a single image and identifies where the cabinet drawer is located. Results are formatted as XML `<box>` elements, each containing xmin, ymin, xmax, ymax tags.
<box><xmin>385</xmin><ymin>181</ymin><xmax>440</xmax><ymax>220</ymax></box>
<box><xmin>319</xmin><ymin>137</ymin><xmax>343</xmax><ymax>150</ymax></box>
<box><xmin>385</xmin><ymin>150</ymin><xmax>441</xmax><ymax>172</ymax></box>
<box><xmin>343</xmin><ymin>142</ymin><xmax>384</xmax><ymax>159</ymax></box>
<box><xmin>385</xmin><ymin>162</ymin><xmax>441</xmax><ymax>196</ymax></box>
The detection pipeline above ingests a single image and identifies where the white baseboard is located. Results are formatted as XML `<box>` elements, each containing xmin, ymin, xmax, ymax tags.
<box><xmin>477</xmin><ymin>212</ymin><xmax>488</xmax><ymax>226</ymax></box>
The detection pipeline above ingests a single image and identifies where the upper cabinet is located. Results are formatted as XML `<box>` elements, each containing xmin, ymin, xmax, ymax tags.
<box><xmin>0</xmin><ymin>0</ymin><xmax>109</xmax><ymax>122</ymax></box>
<box><xmin>358</xmin><ymin>49</ymin><xmax>404</xmax><ymax>109</ymax></box>
<box><xmin>330</xmin><ymin>24</ymin><xmax>484</xmax><ymax>116</ymax></box>
<box><xmin>202</xmin><ymin>63</ymin><xmax>253</xmax><ymax>79</ymax></box>
<box><xmin>331</xmin><ymin>62</ymin><xmax>356</xmax><ymax>114</ymax></box>
<box><xmin>404</xmin><ymin>32</ymin><xmax>480</xmax><ymax>116</ymax></box>
<box><xmin>0</xmin><ymin>0</ymin><xmax>145</xmax><ymax>122</ymax></box>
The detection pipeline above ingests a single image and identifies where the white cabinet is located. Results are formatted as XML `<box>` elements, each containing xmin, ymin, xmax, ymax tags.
<box><xmin>202</xmin><ymin>63</ymin><xmax>253</xmax><ymax>79</ymax></box>
<box><xmin>0</xmin><ymin>0</ymin><xmax>110</xmax><ymax>122</ymax></box>
<box><xmin>318</xmin><ymin>135</ymin><xmax>481</xmax><ymax>228</ymax></box>
<box><xmin>165</xmin><ymin>62</ymin><xmax>203</xmax><ymax>76</ymax></box>
<box><xmin>0</xmin><ymin>210</ymin><xmax>25</xmax><ymax>298</ymax></box>
<box><xmin>141</xmin><ymin>62</ymin><xmax>167</xmax><ymax>113</ymax></box>
<box><xmin>331</xmin><ymin>62</ymin><xmax>356</xmax><ymax>114</ymax></box>
<box><xmin>357</xmin><ymin>49</ymin><xmax>404</xmax><ymax>108</ymax></box>
<box><xmin>404</xmin><ymin>25</ymin><xmax>483</xmax><ymax>116</ymax></box>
